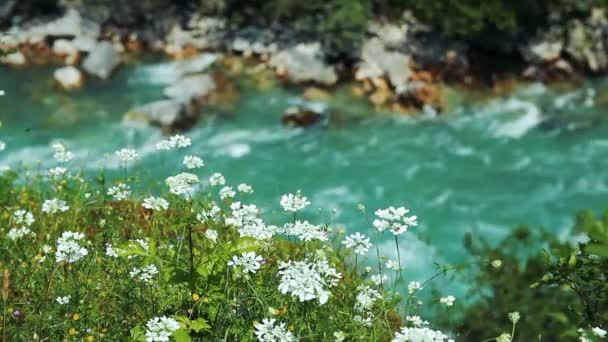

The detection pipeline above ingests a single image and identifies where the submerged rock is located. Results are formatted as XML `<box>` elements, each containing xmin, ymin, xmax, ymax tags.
<box><xmin>123</xmin><ymin>100</ymin><xmax>198</xmax><ymax>131</ymax></box>
<box><xmin>52</xmin><ymin>39</ymin><xmax>79</xmax><ymax>65</ymax></box>
<box><xmin>269</xmin><ymin>43</ymin><xmax>338</xmax><ymax>86</ymax></box>
<box><xmin>53</xmin><ymin>66</ymin><xmax>84</xmax><ymax>90</ymax></box>
<box><xmin>281</xmin><ymin>106</ymin><xmax>325</xmax><ymax>127</ymax></box>
<box><xmin>82</xmin><ymin>41</ymin><xmax>121</xmax><ymax>79</ymax></box>
<box><xmin>164</xmin><ymin>74</ymin><xmax>216</xmax><ymax>103</ymax></box>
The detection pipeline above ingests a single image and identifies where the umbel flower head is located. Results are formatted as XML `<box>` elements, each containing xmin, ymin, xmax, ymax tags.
<box><xmin>142</xmin><ymin>196</ymin><xmax>169</xmax><ymax>211</ymax></box>
<box><xmin>392</xmin><ymin>326</ymin><xmax>451</xmax><ymax>342</ymax></box>
<box><xmin>283</xmin><ymin>221</ymin><xmax>327</xmax><ymax>242</ymax></box>
<box><xmin>107</xmin><ymin>183</ymin><xmax>131</xmax><ymax>201</ymax></box>
<box><xmin>42</xmin><ymin>198</ymin><xmax>69</xmax><ymax>214</ymax></box>
<box><xmin>13</xmin><ymin>209</ymin><xmax>35</xmax><ymax>226</ymax></box>
<box><xmin>130</xmin><ymin>264</ymin><xmax>159</xmax><ymax>283</ymax></box>
<box><xmin>55</xmin><ymin>231</ymin><xmax>88</xmax><ymax>263</ymax></box>
<box><xmin>8</xmin><ymin>227</ymin><xmax>32</xmax><ymax>240</ymax></box>
<box><xmin>115</xmin><ymin>148</ymin><xmax>139</xmax><ymax>162</ymax></box>
<box><xmin>165</xmin><ymin>172</ymin><xmax>199</xmax><ymax>195</ymax></box>
<box><xmin>280</xmin><ymin>192</ymin><xmax>311</xmax><ymax>212</ymax></box>
<box><xmin>51</xmin><ymin>142</ymin><xmax>74</xmax><ymax>163</ymax></box>
<box><xmin>254</xmin><ymin>318</ymin><xmax>297</xmax><ymax>342</ymax></box>
<box><xmin>227</xmin><ymin>252</ymin><xmax>264</xmax><ymax>274</ymax></box>
<box><xmin>183</xmin><ymin>155</ymin><xmax>204</xmax><ymax>169</ymax></box>
<box><xmin>144</xmin><ymin>316</ymin><xmax>180</xmax><ymax>342</ymax></box>
<box><xmin>277</xmin><ymin>258</ymin><xmax>341</xmax><ymax>305</ymax></box>
<box><xmin>342</xmin><ymin>232</ymin><xmax>372</xmax><ymax>255</ymax></box>
<box><xmin>373</xmin><ymin>206</ymin><xmax>417</xmax><ymax>235</ymax></box>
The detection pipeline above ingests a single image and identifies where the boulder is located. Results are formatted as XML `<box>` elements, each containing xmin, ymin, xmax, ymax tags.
<box><xmin>164</xmin><ymin>74</ymin><xmax>216</xmax><ymax>103</ymax></box>
<box><xmin>565</xmin><ymin>19</ymin><xmax>608</xmax><ymax>72</ymax></box>
<box><xmin>269</xmin><ymin>43</ymin><xmax>338</xmax><ymax>86</ymax></box>
<box><xmin>1</xmin><ymin>51</ymin><xmax>26</xmax><ymax>66</ymax></box>
<box><xmin>123</xmin><ymin>100</ymin><xmax>198</xmax><ymax>131</ymax></box>
<box><xmin>53</xmin><ymin>66</ymin><xmax>83</xmax><ymax>90</ymax></box>
<box><xmin>281</xmin><ymin>106</ymin><xmax>325</xmax><ymax>127</ymax></box>
<box><xmin>174</xmin><ymin>53</ymin><xmax>221</xmax><ymax>77</ymax></box>
<box><xmin>52</xmin><ymin>39</ymin><xmax>79</xmax><ymax>65</ymax></box>
<box><xmin>356</xmin><ymin>38</ymin><xmax>412</xmax><ymax>94</ymax></box>
<box><xmin>519</xmin><ymin>27</ymin><xmax>564</xmax><ymax>64</ymax></box>
<box><xmin>72</xmin><ymin>36</ymin><xmax>97</xmax><ymax>52</ymax></box>
<box><xmin>82</xmin><ymin>41</ymin><xmax>121</xmax><ymax>79</ymax></box>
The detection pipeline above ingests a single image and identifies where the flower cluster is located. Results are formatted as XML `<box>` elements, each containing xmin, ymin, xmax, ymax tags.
<box><xmin>226</xmin><ymin>202</ymin><xmax>277</xmax><ymax>240</ymax></box>
<box><xmin>254</xmin><ymin>318</ymin><xmax>297</xmax><ymax>342</ymax></box>
<box><xmin>227</xmin><ymin>252</ymin><xmax>264</xmax><ymax>274</ymax></box>
<box><xmin>208</xmin><ymin>173</ymin><xmax>226</xmax><ymax>186</ymax></box>
<box><xmin>219</xmin><ymin>186</ymin><xmax>236</xmax><ymax>200</ymax></box>
<box><xmin>280</xmin><ymin>192</ymin><xmax>310</xmax><ymax>212</ymax></box>
<box><xmin>48</xmin><ymin>166</ymin><xmax>67</xmax><ymax>178</ymax></box>
<box><xmin>13</xmin><ymin>209</ymin><xmax>35</xmax><ymax>226</ymax></box>
<box><xmin>373</xmin><ymin>206</ymin><xmax>417</xmax><ymax>235</ymax></box>
<box><xmin>8</xmin><ymin>226</ymin><xmax>32</xmax><ymax>240</ymax></box>
<box><xmin>342</xmin><ymin>232</ymin><xmax>372</xmax><ymax>255</ymax></box>
<box><xmin>55</xmin><ymin>231</ymin><xmax>88</xmax><ymax>263</ymax></box>
<box><xmin>42</xmin><ymin>198</ymin><xmax>69</xmax><ymax>214</ymax></box>
<box><xmin>440</xmin><ymin>295</ymin><xmax>455</xmax><ymax>307</ymax></box>
<box><xmin>115</xmin><ymin>148</ymin><xmax>139</xmax><ymax>163</ymax></box>
<box><xmin>183</xmin><ymin>155</ymin><xmax>204</xmax><ymax>169</ymax></box>
<box><xmin>392</xmin><ymin>326</ymin><xmax>451</xmax><ymax>342</ymax></box>
<box><xmin>52</xmin><ymin>142</ymin><xmax>74</xmax><ymax>162</ymax></box>
<box><xmin>142</xmin><ymin>196</ymin><xmax>169</xmax><ymax>211</ymax></box>
<box><xmin>197</xmin><ymin>203</ymin><xmax>221</xmax><ymax>222</ymax></box>
<box><xmin>107</xmin><ymin>183</ymin><xmax>131</xmax><ymax>201</ymax></box>
<box><xmin>166</xmin><ymin>172</ymin><xmax>199</xmax><ymax>195</ymax></box>
<box><xmin>145</xmin><ymin>316</ymin><xmax>181</xmax><ymax>342</ymax></box>
<box><xmin>354</xmin><ymin>285</ymin><xmax>382</xmax><ymax>325</ymax></box>
<box><xmin>283</xmin><ymin>221</ymin><xmax>327</xmax><ymax>242</ymax></box>
<box><xmin>278</xmin><ymin>258</ymin><xmax>341</xmax><ymax>305</ymax></box>
<box><xmin>130</xmin><ymin>265</ymin><xmax>159</xmax><ymax>283</ymax></box>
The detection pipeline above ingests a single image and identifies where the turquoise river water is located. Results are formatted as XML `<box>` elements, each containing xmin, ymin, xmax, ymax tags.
<box><xmin>1</xmin><ymin>60</ymin><xmax>608</xmax><ymax>294</ymax></box>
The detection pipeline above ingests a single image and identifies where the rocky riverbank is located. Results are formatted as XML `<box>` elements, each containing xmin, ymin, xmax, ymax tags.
<box><xmin>1</xmin><ymin>3</ymin><xmax>607</xmax><ymax>130</ymax></box>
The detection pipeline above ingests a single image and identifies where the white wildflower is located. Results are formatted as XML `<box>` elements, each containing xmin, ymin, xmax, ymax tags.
<box><xmin>42</xmin><ymin>198</ymin><xmax>69</xmax><ymax>214</ymax></box>
<box><xmin>183</xmin><ymin>155</ymin><xmax>204</xmax><ymax>169</ymax></box>
<box><xmin>165</xmin><ymin>172</ymin><xmax>199</xmax><ymax>195</ymax></box>
<box><xmin>55</xmin><ymin>296</ymin><xmax>71</xmax><ymax>305</ymax></box>
<box><xmin>130</xmin><ymin>264</ymin><xmax>159</xmax><ymax>283</ymax></box>
<box><xmin>237</xmin><ymin>183</ymin><xmax>253</xmax><ymax>193</ymax></box>
<box><xmin>205</xmin><ymin>229</ymin><xmax>218</xmax><ymax>242</ymax></box>
<box><xmin>278</xmin><ymin>258</ymin><xmax>341</xmax><ymax>305</ymax></box>
<box><xmin>392</xmin><ymin>326</ymin><xmax>450</xmax><ymax>342</ymax></box>
<box><xmin>496</xmin><ymin>333</ymin><xmax>511</xmax><ymax>342</ymax></box>
<box><xmin>107</xmin><ymin>183</ymin><xmax>131</xmax><ymax>201</ymax></box>
<box><xmin>354</xmin><ymin>286</ymin><xmax>382</xmax><ymax>313</ymax></box>
<box><xmin>508</xmin><ymin>311</ymin><xmax>520</xmax><ymax>324</ymax></box>
<box><xmin>371</xmin><ymin>274</ymin><xmax>388</xmax><ymax>286</ymax></box>
<box><xmin>169</xmin><ymin>134</ymin><xmax>191</xmax><ymax>148</ymax></box>
<box><xmin>142</xmin><ymin>196</ymin><xmax>169</xmax><ymax>211</ymax></box>
<box><xmin>342</xmin><ymin>233</ymin><xmax>371</xmax><ymax>255</ymax></box>
<box><xmin>280</xmin><ymin>192</ymin><xmax>310</xmax><ymax>212</ymax></box>
<box><xmin>48</xmin><ymin>167</ymin><xmax>67</xmax><ymax>178</ymax></box>
<box><xmin>333</xmin><ymin>331</ymin><xmax>347</xmax><ymax>342</ymax></box>
<box><xmin>254</xmin><ymin>318</ymin><xmax>297</xmax><ymax>342</ymax></box>
<box><xmin>386</xmin><ymin>260</ymin><xmax>403</xmax><ymax>271</ymax></box>
<box><xmin>373</xmin><ymin>206</ymin><xmax>417</xmax><ymax>235</ymax></box>
<box><xmin>115</xmin><ymin>148</ymin><xmax>138</xmax><ymax>162</ymax></box>
<box><xmin>283</xmin><ymin>221</ymin><xmax>327</xmax><ymax>242</ymax></box>
<box><xmin>209</xmin><ymin>173</ymin><xmax>226</xmax><ymax>186</ymax></box>
<box><xmin>106</xmin><ymin>243</ymin><xmax>119</xmax><ymax>258</ymax></box>
<box><xmin>13</xmin><ymin>209</ymin><xmax>35</xmax><ymax>226</ymax></box>
<box><xmin>197</xmin><ymin>203</ymin><xmax>221</xmax><ymax>222</ymax></box>
<box><xmin>406</xmin><ymin>316</ymin><xmax>429</xmax><ymax>327</ymax></box>
<box><xmin>440</xmin><ymin>295</ymin><xmax>455</xmax><ymax>307</ymax></box>
<box><xmin>55</xmin><ymin>231</ymin><xmax>88</xmax><ymax>263</ymax></box>
<box><xmin>592</xmin><ymin>327</ymin><xmax>607</xmax><ymax>338</ymax></box>
<box><xmin>51</xmin><ymin>142</ymin><xmax>74</xmax><ymax>163</ymax></box>
<box><xmin>155</xmin><ymin>140</ymin><xmax>173</xmax><ymax>151</ymax></box>
<box><xmin>408</xmin><ymin>281</ymin><xmax>423</xmax><ymax>295</ymax></box>
<box><xmin>8</xmin><ymin>227</ymin><xmax>32</xmax><ymax>240</ymax></box>
<box><xmin>219</xmin><ymin>186</ymin><xmax>236</xmax><ymax>200</ymax></box>
<box><xmin>354</xmin><ymin>315</ymin><xmax>373</xmax><ymax>327</ymax></box>
<box><xmin>227</xmin><ymin>252</ymin><xmax>264</xmax><ymax>274</ymax></box>
<box><xmin>144</xmin><ymin>316</ymin><xmax>180</xmax><ymax>342</ymax></box>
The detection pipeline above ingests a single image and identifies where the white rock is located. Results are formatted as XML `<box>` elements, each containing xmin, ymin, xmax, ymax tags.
<box><xmin>71</xmin><ymin>36</ymin><xmax>97</xmax><ymax>52</ymax></box>
<box><xmin>53</xmin><ymin>66</ymin><xmax>83</xmax><ymax>90</ymax></box>
<box><xmin>53</xmin><ymin>39</ymin><xmax>79</xmax><ymax>65</ymax></box>
<box><xmin>269</xmin><ymin>43</ymin><xmax>337</xmax><ymax>85</ymax></box>
<box><xmin>1</xmin><ymin>51</ymin><xmax>26</xmax><ymax>66</ymax></box>
<box><xmin>356</xmin><ymin>38</ymin><xmax>412</xmax><ymax>94</ymax></box>
<box><xmin>123</xmin><ymin>100</ymin><xmax>196</xmax><ymax>129</ymax></box>
<box><xmin>164</xmin><ymin>74</ymin><xmax>216</xmax><ymax>103</ymax></box>
<box><xmin>82</xmin><ymin>41</ymin><xmax>121</xmax><ymax>79</ymax></box>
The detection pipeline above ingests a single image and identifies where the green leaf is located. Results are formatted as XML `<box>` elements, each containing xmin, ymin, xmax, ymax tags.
<box><xmin>115</xmin><ymin>241</ymin><xmax>148</xmax><ymax>258</ymax></box>
<box><xmin>189</xmin><ymin>318</ymin><xmax>211</xmax><ymax>333</ymax></box>
<box><xmin>231</xmin><ymin>237</ymin><xmax>264</xmax><ymax>254</ymax></box>
<box><xmin>172</xmin><ymin>328</ymin><xmax>192</xmax><ymax>342</ymax></box>
<box><xmin>130</xmin><ymin>325</ymin><xmax>146</xmax><ymax>342</ymax></box>
<box><xmin>586</xmin><ymin>243</ymin><xmax>608</xmax><ymax>257</ymax></box>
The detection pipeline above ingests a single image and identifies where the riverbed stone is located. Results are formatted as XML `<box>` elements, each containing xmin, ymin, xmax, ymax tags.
<box><xmin>123</xmin><ymin>100</ymin><xmax>198</xmax><ymax>131</ymax></box>
<box><xmin>356</xmin><ymin>38</ymin><xmax>412</xmax><ymax>94</ymax></box>
<box><xmin>82</xmin><ymin>41</ymin><xmax>121</xmax><ymax>79</ymax></box>
<box><xmin>281</xmin><ymin>106</ymin><xmax>325</xmax><ymax>127</ymax></box>
<box><xmin>164</xmin><ymin>74</ymin><xmax>216</xmax><ymax>103</ymax></box>
<box><xmin>1</xmin><ymin>51</ymin><xmax>26</xmax><ymax>66</ymax></box>
<box><xmin>53</xmin><ymin>66</ymin><xmax>84</xmax><ymax>90</ymax></box>
<box><xmin>269</xmin><ymin>43</ymin><xmax>338</xmax><ymax>86</ymax></box>
<box><xmin>53</xmin><ymin>39</ymin><xmax>79</xmax><ymax>65</ymax></box>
